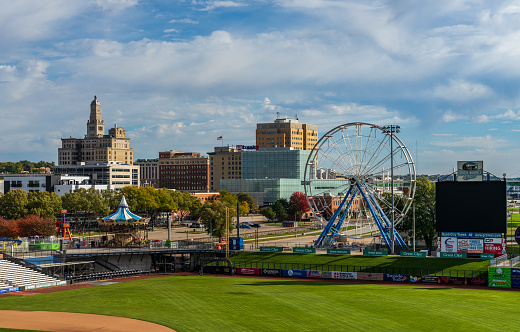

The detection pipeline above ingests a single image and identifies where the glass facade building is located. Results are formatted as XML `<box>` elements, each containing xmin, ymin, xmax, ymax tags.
<box><xmin>221</xmin><ymin>147</ymin><xmax>347</xmax><ymax>205</ymax></box>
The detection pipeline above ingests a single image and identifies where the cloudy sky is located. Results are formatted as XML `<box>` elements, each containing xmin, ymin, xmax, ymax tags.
<box><xmin>2</xmin><ymin>0</ymin><xmax>520</xmax><ymax>176</ymax></box>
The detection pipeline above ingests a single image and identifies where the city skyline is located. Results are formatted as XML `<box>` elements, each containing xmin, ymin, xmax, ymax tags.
<box><xmin>1</xmin><ymin>1</ymin><xmax>520</xmax><ymax>176</ymax></box>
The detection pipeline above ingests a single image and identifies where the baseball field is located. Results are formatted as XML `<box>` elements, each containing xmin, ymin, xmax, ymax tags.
<box><xmin>0</xmin><ymin>275</ymin><xmax>519</xmax><ymax>331</ymax></box>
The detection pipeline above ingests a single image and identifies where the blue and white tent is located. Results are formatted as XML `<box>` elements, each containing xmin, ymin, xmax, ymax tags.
<box><xmin>100</xmin><ymin>195</ymin><xmax>148</xmax><ymax>226</ymax></box>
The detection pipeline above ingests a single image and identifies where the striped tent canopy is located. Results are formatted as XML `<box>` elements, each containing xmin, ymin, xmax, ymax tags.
<box><xmin>99</xmin><ymin>195</ymin><xmax>149</xmax><ymax>226</ymax></box>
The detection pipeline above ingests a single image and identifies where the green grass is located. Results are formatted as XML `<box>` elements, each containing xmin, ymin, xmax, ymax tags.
<box><xmin>229</xmin><ymin>252</ymin><xmax>489</xmax><ymax>277</ymax></box>
<box><xmin>1</xmin><ymin>276</ymin><xmax>520</xmax><ymax>331</ymax></box>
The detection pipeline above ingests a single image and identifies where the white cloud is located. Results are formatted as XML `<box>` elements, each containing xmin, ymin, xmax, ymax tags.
<box><xmin>200</xmin><ymin>1</ymin><xmax>247</xmax><ymax>11</ymax></box>
<box><xmin>96</xmin><ymin>0</ymin><xmax>138</xmax><ymax>12</ymax></box>
<box><xmin>164</xmin><ymin>28</ymin><xmax>180</xmax><ymax>34</ymax></box>
<box><xmin>475</xmin><ymin>109</ymin><xmax>520</xmax><ymax>123</ymax></box>
<box><xmin>169</xmin><ymin>18</ymin><xmax>199</xmax><ymax>24</ymax></box>
<box><xmin>431</xmin><ymin>135</ymin><xmax>507</xmax><ymax>149</ymax></box>
<box><xmin>442</xmin><ymin>110</ymin><xmax>468</xmax><ymax>122</ymax></box>
<box><xmin>434</xmin><ymin>80</ymin><xmax>494</xmax><ymax>102</ymax></box>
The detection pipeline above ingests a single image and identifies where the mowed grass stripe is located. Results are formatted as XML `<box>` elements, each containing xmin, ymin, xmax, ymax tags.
<box><xmin>229</xmin><ymin>252</ymin><xmax>489</xmax><ymax>275</ymax></box>
<box><xmin>0</xmin><ymin>276</ymin><xmax>519</xmax><ymax>331</ymax></box>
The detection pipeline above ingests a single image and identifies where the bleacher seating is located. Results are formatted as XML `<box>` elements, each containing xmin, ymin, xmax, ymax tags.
<box><xmin>0</xmin><ymin>260</ymin><xmax>61</xmax><ymax>288</ymax></box>
<box><xmin>68</xmin><ymin>269</ymin><xmax>151</xmax><ymax>283</ymax></box>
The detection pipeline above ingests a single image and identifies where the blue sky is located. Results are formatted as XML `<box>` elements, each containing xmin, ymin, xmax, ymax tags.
<box><xmin>2</xmin><ymin>0</ymin><xmax>520</xmax><ymax>176</ymax></box>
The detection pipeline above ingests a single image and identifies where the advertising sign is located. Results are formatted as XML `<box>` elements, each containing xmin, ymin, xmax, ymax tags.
<box><xmin>400</xmin><ymin>251</ymin><xmax>427</xmax><ymax>257</ymax></box>
<box><xmin>440</xmin><ymin>232</ymin><xmax>502</xmax><ymax>238</ymax></box>
<box><xmin>321</xmin><ymin>271</ymin><xmax>333</xmax><ymax>279</ymax></box>
<box><xmin>511</xmin><ymin>268</ymin><xmax>520</xmax><ymax>288</ymax></box>
<box><xmin>457</xmin><ymin>161</ymin><xmax>483</xmax><ymax>182</ymax></box>
<box><xmin>236</xmin><ymin>145</ymin><xmax>259</xmax><ymax>150</ymax></box>
<box><xmin>484</xmin><ymin>238</ymin><xmax>506</xmax><ymax>255</ymax></box>
<box><xmin>262</xmin><ymin>269</ymin><xmax>281</xmax><ymax>276</ymax></box>
<box><xmin>421</xmin><ymin>276</ymin><xmax>439</xmax><ymax>283</ymax></box>
<box><xmin>327</xmin><ymin>249</ymin><xmax>351</xmax><ymax>255</ymax></box>
<box><xmin>480</xmin><ymin>253</ymin><xmax>495</xmax><ymax>259</ymax></box>
<box><xmin>488</xmin><ymin>267</ymin><xmax>511</xmax><ymax>288</ymax></box>
<box><xmin>439</xmin><ymin>277</ymin><xmax>466</xmax><ymax>285</ymax></box>
<box><xmin>338</xmin><ymin>272</ymin><xmax>357</xmax><ymax>280</ymax></box>
<box><xmin>260</xmin><ymin>247</ymin><xmax>283</xmax><ymax>253</ymax></box>
<box><xmin>358</xmin><ymin>272</ymin><xmax>384</xmax><ymax>281</ymax></box>
<box><xmin>468</xmin><ymin>239</ymin><xmax>484</xmax><ymax>253</ymax></box>
<box><xmin>363</xmin><ymin>250</ymin><xmax>388</xmax><ymax>256</ymax></box>
<box><xmin>383</xmin><ymin>274</ymin><xmax>410</xmax><ymax>282</ymax></box>
<box><xmin>409</xmin><ymin>276</ymin><xmax>423</xmax><ymax>283</ymax></box>
<box><xmin>236</xmin><ymin>268</ymin><xmax>260</xmax><ymax>275</ymax></box>
<box><xmin>440</xmin><ymin>237</ymin><xmax>457</xmax><ymax>252</ymax></box>
<box><xmin>0</xmin><ymin>287</ymin><xmax>19</xmax><ymax>294</ymax></box>
<box><xmin>293</xmin><ymin>248</ymin><xmax>316</xmax><ymax>254</ymax></box>
<box><xmin>515</xmin><ymin>227</ymin><xmax>520</xmax><ymax>246</ymax></box>
<box><xmin>457</xmin><ymin>238</ymin><xmax>469</xmax><ymax>253</ymax></box>
<box><xmin>466</xmin><ymin>278</ymin><xmax>487</xmax><ymax>286</ymax></box>
<box><xmin>282</xmin><ymin>269</ymin><xmax>308</xmax><ymax>278</ymax></box>
<box><xmin>307</xmin><ymin>270</ymin><xmax>323</xmax><ymax>278</ymax></box>
<box><xmin>440</xmin><ymin>252</ymin><xmax>467</xmax><ymax>258</ymax></box>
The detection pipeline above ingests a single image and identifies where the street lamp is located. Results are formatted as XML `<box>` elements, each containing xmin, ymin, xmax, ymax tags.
<box><xmin>381</xmin><ymin>125</ymin><xmax>400</xmax><ymax>255</ymax></box>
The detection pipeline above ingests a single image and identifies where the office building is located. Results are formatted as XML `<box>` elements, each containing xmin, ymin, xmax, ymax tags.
<box><xmin>58</xmin><ymin>96</ymin><xmax>134</xmax><ymax>165</ymax></box>
<box><xmin>208</xmin><ymin>146</ymin><xmax>241</xmax><ymax>192</ymax></box>
<box><xmin>158</xmin><ymin>151</ymin><xmax>209</xmax><ymax>192</ymax></box>
<box><xmin>256</xmin><ymin>117</ymin><xmax>318</xmax><ymax>150</ymax></box>
<box><xmin>135</xmin><ymin>158</ymin><xmax>159</xmax><ymax>188</ymax></box>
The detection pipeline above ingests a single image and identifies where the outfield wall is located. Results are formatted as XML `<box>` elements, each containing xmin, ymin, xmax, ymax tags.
<box><xmin>203</xmin><ymin>266</ymin><xmax>488</xmax><ymax>286</ymax></box>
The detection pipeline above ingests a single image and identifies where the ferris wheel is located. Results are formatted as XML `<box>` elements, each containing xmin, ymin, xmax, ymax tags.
<box><xmin>303</xmin><ymin>122</ymin><xmax>416</xmax><ymax>250</ymax></box>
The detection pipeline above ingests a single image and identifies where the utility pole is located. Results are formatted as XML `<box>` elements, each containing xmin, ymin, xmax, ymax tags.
<box><xmin>382</xmin><ymin>125</ymin><xmax>400</xmax><ymax>255</ymax></box>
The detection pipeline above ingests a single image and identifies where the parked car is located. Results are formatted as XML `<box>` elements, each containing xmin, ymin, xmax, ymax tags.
<box><xmin>189</xmin><ymin>223</ymin><xmax>204</xmax><ymax>228</ymax></box>
<box><xmin>239</xmin><ymin>224</ymin><xmax>251</xmax><ymax>229</ymax></box>
<box><xmin>251</xmin><ymin>223</ymin><xmax>261</xmax><ymax>228</ymax></box>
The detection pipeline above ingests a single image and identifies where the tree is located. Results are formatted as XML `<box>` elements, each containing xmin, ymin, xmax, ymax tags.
<box><xmin>61</xmin><ymin>188</ymin><xmax>92</xmax><ymax>232</ymax></box>
<box><xmin>288</xmin><ymin>192</ymin><xmax>310</xmax><ymax>221</ymax></box>
<box><xmin>218</xmin><ymin>190</ymin><xmax>238</xmax><ymax>207</ymax></box>
<box><xmin>273</xmin><ymin>199</ymin><xmax>289</xmax><ymax>221</ymax></box>
<box><xmin>259</xmin><ymin>206</ymin><xmax>276</xmax><ymax>221</ymax></box>
<box><xmin>17</xmin><ymin>215</ymin><xmax>56</xmax><ymax>237</ymax></box>
<box><xmin>0</xmin><ymin>217</ymin><xmax>19</xmax><ymax>238</ymax></box>
<box><xmin>0</xmin><ymin>190</ymin><xmax>28</xmax><ymax>219</ymax></box>
<box><xmin>27</xmin><ymin>191</ymin><xmax>62</xmax><ymax>218</ymax></box>
<box><xmin>237</xmin><ymin>193</ymin><xmax>259</xmax><ymax>214</ymax></box>
<box><xmin>397</xmin><ymin>177</ymin><xmax>437</xmax><ymax>250</ymax></box>
<box><xmin>199</xmin><ymin>201</ymin><xmax>235</xmax><ymax>239</ymax></box>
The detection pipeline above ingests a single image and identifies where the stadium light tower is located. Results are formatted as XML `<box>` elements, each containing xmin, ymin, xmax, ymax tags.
<box><xmin>382</xmin><ymin>125</ymin><xmax>400</xmax><ymax>255</ymax></box>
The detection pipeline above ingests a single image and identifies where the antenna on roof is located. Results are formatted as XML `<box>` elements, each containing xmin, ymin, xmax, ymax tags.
<box><xmin>276</xmin><ymin>111</ymin><xmax>280</xmax><ymax>119</ymax></box>
<box><xmin>295</xmin><ymin>113</ymin><xmax>298</xmax><ymax>120</ymax></box>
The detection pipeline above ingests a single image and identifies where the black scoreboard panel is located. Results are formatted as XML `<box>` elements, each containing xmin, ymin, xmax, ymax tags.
<box><xmin>436</xmin><ymin>181</ymin><xmax>506</xmax><ymax>233</ymax></box>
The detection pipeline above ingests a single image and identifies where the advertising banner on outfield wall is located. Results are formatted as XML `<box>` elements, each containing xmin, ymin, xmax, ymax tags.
<box><xmin>439</xmin><ymin>277</ymin><xmax>466</xmax><ymax>285</ymax></box>
<box><xmin>457</xmin><ymin>238</ymin><xmax>469</xmax><ymax>253</ymax></box>
<box><xmin>510</xmin><ymin>268</ymin><xmax>520</xmax><ymax>288</ymax></box>
<box><xmin>307</xmin><ymin>270</ymin><xmax>323</xmax><ymax>278</ymax></box>
<box><xmin>488</xmin><ymin>267</ymin><xmax>511</xmax><ymax>288</ymax></box>
<box><xmin>0</xmin><ymin>287</ymin><xmax>19</xmax><ymax>293</ymax></box>
<box><xmin>236</xmin><ymin>268</ymin><xmax>260</xmax><ymax>275</ymax></box>
<box><xmin>282</xmin><ymin>269</ymin><xmax>308</xmax><ymax>278</ymax></box>
<box><xmin>358</xmin><ymin>273</ymin><xmax>384</xmax><ymax>281</ymax></box>
<box><xmin>409</xmin><ymin>276</ymin><xmax>423</xmax><ymax>283</ymax></box>
<box><xmin>468</xmin><ymin>239</ymin><xmax>484</xmax><ymax>253</ymax></box>
<box><xmin>420</xmin><ymin>276</ymin><xmax>439</xmax><ymax>283</ymax></box>
<box><xmin>466</xmin><ymin>277</ymin><xmax>487</xmax><ymax>286</ymax></box>
<box><xmin>262</xmin><ymin>269</ymin><xmax>281</xmax><ymax>276</ymax></box>
<box><xmin>383</xmin><ymin>274</ymin><xmax>410</xmax><ymax>282</ymax></box>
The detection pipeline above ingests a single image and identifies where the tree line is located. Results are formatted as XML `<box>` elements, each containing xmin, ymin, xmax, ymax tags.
<box><xmin>0</xmin><ymin>187</ymin><xmax>260</xmax><ymax>239</ymax></box>
<box><xmin>0</xmin><ymin>160</ymin><xmax>55</xmax><ymax>174</ymax></box>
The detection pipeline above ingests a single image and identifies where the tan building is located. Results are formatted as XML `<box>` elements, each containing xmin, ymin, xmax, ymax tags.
<box><xmin>208</xmin><ymin>146</ymin><xmax>242</xmax><ymax>192</ymax></box>
<box><xmin>256</xmin><ymin>118</ymin><xmax>318</xmax><ymax>150</ymax></box>
<box><xmin>58</xmin><ymin>96</ymin><xmax>133</xmax><ymax>165</ymax></box>
<box><xmin>159</xmin><ymin>151</ymin><xmax>209</xmax><ymax>192</ymax></box>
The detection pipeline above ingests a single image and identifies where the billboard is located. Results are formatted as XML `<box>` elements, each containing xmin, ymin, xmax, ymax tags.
<box><xmin>440</xmin><ymin>237</ymin><xmax>458</xmax><ymax>252</ymax></box>
<box><xmin>436</xmin><ymin>181</ymin><xmax>506</xmax><ymax>233</ymax></box>
<box><xmin>236</xmin><ymin>268</ymin><xmax>260</xmax><ymax>275</ymax></box>
<box><xmin>488</xmin><ymin>267</ymin><xmax>511</xmax><ymax>288</ymax></box>
<box><xmin>484</xmin><ymin>238</ymin><xmax>506</xmax><ymax>255</ymax></box>
<box><xmin>457</xmin><ymin>161</ymin><xmax>483</xmax><ymax>182</ymax></box>
<box><xmin>468</xmin><ymin>239</ymin><xmax>484</xmax><ymax>253</ymax></box>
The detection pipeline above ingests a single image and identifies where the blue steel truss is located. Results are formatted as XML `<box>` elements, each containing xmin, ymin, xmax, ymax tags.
<box><xmin>313</xmin><ymin>180</ymin><xmax>408</xmax><ymax>250</ymax></box>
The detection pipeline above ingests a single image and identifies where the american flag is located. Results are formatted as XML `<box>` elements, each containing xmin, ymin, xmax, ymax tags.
<box><xmin>217</xmin><ymin>136</ymin><xmax>222</xmax><ymax>140</ymax></box>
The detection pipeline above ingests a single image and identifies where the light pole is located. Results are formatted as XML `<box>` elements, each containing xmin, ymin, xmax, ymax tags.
<box><xmin>382</xmin><ymin>125</ymin><xmax>400</xmax><ymax>255</ymax></box>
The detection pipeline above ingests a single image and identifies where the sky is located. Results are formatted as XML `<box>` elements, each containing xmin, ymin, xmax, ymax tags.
<box><xmin>2</xmin><ymin>0</ymin><xmax>520</xmax><ymax>176</ymax></box>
